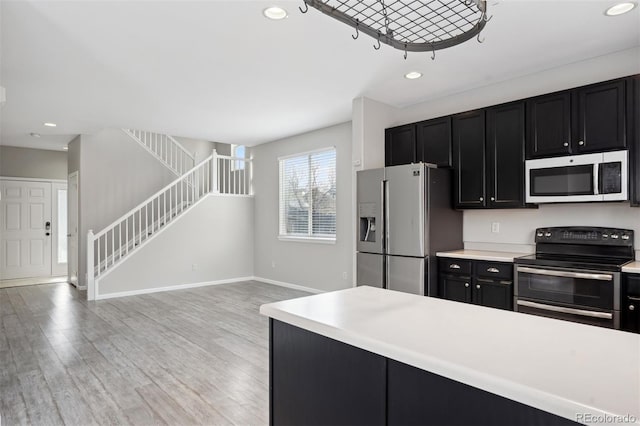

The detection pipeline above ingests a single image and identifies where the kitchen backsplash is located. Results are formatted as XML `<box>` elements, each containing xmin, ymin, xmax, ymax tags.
<box><xmin>463</xmin><ymin>202</ymin><xmax>640</xmax><ymax>259</ymax></box>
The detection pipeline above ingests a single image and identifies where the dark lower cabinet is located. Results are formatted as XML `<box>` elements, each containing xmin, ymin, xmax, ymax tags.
<box><xmin>270</xmin><ymin>319</ymin><xmax>579</xmax><ymax>426</ymax></box>
<box><xmin>440</xmin><ymin>274</ymin><xmax>471</xmax><ymax>303</ymax></box>
<box><xmin>439</xmin><ymin>258</ymin><xmax>513</xmax><ymax>311</ymax></box>
<box><xmin>385</xmin><ymin>124</ymin><xmax>416</xmax><ymax>166</ymax></box>
<box><xmin>387</xmin><ymin>360</ymin><xmax>578</xmax><ymax>426</ymax></box>
<box><xmin>270</xmin><ymin>320</ymin><xmax>386</xmax><ymax>426</ymax></box>
<box><xmin>452</xmin><ymin>110</ymin><xmax>486</xmax><ymax>208</ymax></box>
<box><xmin>622</xmin><ymin>274</ymin><xmax>640</xmax><ymax>334</ymax></box>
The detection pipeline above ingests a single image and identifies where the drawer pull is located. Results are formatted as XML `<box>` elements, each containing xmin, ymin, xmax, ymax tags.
<box><xmin>629</xmin><ymin>296</ymin><xmax>640</xmax><ymax>302</ymax></box>
<box><xmin>450</xmin><ymin>264</ymin><xmax>461</xmax><ymax>269</ymax></box>
<box><xmin>487</xmin><ymin>267</ymin><xmax>500</xmax><ymax>273</ymax></box>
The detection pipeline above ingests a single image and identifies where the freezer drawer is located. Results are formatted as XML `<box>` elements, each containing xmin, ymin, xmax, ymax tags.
<box><xmin>357</xmin><ymin>252</ymin><xmax>384</xmax><ymax>288</ymax></box>
<box><xmin>386</xmin><ymin>255</ymin><xmax>426</xmax><ymax>296</ymax></box>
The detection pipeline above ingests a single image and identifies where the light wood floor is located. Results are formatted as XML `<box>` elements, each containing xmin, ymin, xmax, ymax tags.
<box><xmin>0</xmin><ymin>281</ymin><xmax>309</xmax><ymax>425</ymax></box>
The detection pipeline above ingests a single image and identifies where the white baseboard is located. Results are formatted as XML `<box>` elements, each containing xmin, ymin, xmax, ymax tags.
<box><xmin>251</xmin><ymin>276</ymin><xmax>324</xmax><ymax>294</ymax></box>
<box><xmin>95</xmin><ymin>276</ymin><xmax>254</xmax><ymax>300</ymax></box>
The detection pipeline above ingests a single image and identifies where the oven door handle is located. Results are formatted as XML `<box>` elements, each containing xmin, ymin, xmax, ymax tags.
<box><xmin>517</xmin><ymin>266</ymin><xmax>613</xmax><ymax>281</ymax></box>
<box><xmin>516</xmin><ymin>300</ymin><xmax>613</xmax><ymax>320</ymax></box>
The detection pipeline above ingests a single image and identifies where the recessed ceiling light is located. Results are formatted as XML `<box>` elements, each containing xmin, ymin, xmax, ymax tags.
<box><xmin>30</xmin><ymin>132</ymin><xmax>41</xmax><ymax>138</ymax></box>
<box><xmin>405</xmin><ymin>71</ymin><xmax>423</xmax><ymax>80</ymax></box>
<box><xmin>63</xmin><ymin>146</ymin><xmax>69</xmax><ymax>151</ymax></box>
<box><xmin>263</xmin><ymin>6</ymin><xmax>288</xmax><ymax>20</ymax></box>
<box><xmin>44</xmin><ymin>122</ymin><xmax>57</xmax><ymax>127</ymax></box>
<box><xmin>605</xmin><ymin>2</ymin><xmax>636</xmax><ymax>15</ymax></box>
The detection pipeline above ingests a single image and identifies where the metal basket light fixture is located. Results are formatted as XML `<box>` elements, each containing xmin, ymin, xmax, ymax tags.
<box><xmin>299</xmin><ymin>0</ymin><xmax>490</xmax><ymax>59</ymax></box>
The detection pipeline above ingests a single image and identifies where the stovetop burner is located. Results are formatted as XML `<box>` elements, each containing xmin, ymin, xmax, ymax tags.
<box><xmin>514</xmin><ymin>226</ymin><xmax>635</xmax><ymax>272</ymax></box>
<box><xmin>515</xmin><ymin>253</ymin><xmax>632</xmax><ymax>272</ymax></box>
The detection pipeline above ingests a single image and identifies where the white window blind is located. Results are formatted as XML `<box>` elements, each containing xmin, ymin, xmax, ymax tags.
<box><xmin>279</xmin><ymin>148</ymin><xmax>337</xmax><ymax>240</ymax></box>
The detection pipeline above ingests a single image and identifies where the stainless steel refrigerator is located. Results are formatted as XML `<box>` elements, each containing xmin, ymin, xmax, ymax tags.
<box><xmin>356</xmin><ymin>163</ymin><xmax>463</xmax><ymax>296</ymax></box>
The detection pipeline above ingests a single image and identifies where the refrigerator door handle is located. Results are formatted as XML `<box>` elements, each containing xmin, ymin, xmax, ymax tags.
<box><xmin>384</xmin><ymin>179</ymin><xmax>390</xmax><ymax>254</ymax></box>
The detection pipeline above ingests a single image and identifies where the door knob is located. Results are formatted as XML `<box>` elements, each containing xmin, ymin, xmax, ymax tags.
<box><xmin>45</xmin><ymin>221</ymin><xmax>51</xmax><ymax>230</ymax></box>
<box><xmin>67</xmin><ymin>234</ymin><xmax>72</xmax><ymax>237</ymax></box>
<box><xmin>46</xmin><ymin>232</ymin><xmax>50</xmax><ymax>236</ymax></box>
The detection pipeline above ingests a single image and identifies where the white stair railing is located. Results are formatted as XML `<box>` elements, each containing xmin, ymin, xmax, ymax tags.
<box><xmin>123</xmin><ymin>129</ymin><xmax>195</xmax><ymax>176</ymax></box>
<box><xmin>87</xmin><ymin>150</ymin><xmax>252</xmax><ymax>300</ymax></box>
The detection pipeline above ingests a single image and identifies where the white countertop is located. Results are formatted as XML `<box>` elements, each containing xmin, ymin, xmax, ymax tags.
<box><xmin>260</xmin><ymin>286</ymin><xmax>640</xmax><ymax>426</ymax></box>
<box><xmin>436</xmin><ymin>249</ymin><xmax>531</xmax><ymax>262</ymax></box>
<box><xmin>623</xmin><ymin>261</ymin><xmax>640</xmax><ymax>274</ymax></box>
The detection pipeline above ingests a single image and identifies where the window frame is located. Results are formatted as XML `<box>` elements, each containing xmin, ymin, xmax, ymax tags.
<box><xmin>278</xmin><ymin>147</ymin><xmax>337</xmax><ymax>243</ymax></box>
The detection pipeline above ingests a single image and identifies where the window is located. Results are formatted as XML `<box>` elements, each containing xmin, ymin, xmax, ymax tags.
<box><xmin>231</xmin><ymin>144</ymin><xmax>246</xmax><ymax>170</ymax></box>
<box><xmin>279</xmin><ymin>148</ymin><xmax>336</xmax><ymax>241</ymax></box>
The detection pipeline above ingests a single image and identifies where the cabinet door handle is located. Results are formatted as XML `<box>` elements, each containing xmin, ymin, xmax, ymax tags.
<box><xmin>563</xmin><ymin>142</ymin><xmax>569</xmax><ymax>147</ymax></box>
<box><xmin>464</xmin><ymin>283</ymin><xmax>469</xmax><ymax>288</ymax></box>
<box><xmin>630</xmin><ymin>305</ymin><xmax>636</xmax><ymax>311</ymax></box>
<box><xmin>578</xmin><ymin>140</ymin><xmax>585</xmax><ymax>146</ymax></box>
<box><xmin>476</xmin><ymin>284</ymin><xmax>481</xmax><ymax>289</ymax></box>
<box><xmin>479</xmin><ymin>197</ymin><xmax>484</xmax><ymax>202</ymax></box>
<box><xmin>449</xmin><ymin>264</ymin><xmax>461</xmax><ymax>269</ymax></box>
<box><xmin>490</xmin><ymin>197</ymin><xmax>495</xmax><ymax>201</ymax></box>
<box><xmin>487</xmin><ymin>267</ymin><xmax>500</xmax><ymax>273</ymax></box>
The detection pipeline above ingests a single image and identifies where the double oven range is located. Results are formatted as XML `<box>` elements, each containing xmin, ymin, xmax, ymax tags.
<box><xmin>515</xmin><ymin>227</ymin><xmax>635</xmax><ymax>329</ymax></box>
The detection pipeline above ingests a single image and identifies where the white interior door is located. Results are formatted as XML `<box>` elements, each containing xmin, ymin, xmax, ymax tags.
<box><xmin>67</xmin><ymin>172</ymin><xmax>79</xmax><ymax>286</ymax></box>
<box><xmin>52</xmin><ymin>182</ymin><xmax>68</xmax><ymax>276</ymax></box>
<box><xmin>0</xmin><ymin>180</ymin><xmax>52</xmax><ymax>280</ymax></box>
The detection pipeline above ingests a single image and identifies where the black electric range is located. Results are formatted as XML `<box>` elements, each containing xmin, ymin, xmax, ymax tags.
<box><xmin>514</xmin><ymin>226</ymin><xmax>635</xmax><ymax>329</ymax></box>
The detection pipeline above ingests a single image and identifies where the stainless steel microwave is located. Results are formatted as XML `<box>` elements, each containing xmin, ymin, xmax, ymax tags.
<box><xmin>525</xmin><ymin>150</ymin><xmax>628</xmax><ymax>203</ymax></box>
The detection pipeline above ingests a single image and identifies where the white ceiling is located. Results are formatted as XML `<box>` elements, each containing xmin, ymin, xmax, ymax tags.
<box><xmin>1</xmin><ymin>0</ymin><xmax>639</xmax><ymax>151</ymax></box>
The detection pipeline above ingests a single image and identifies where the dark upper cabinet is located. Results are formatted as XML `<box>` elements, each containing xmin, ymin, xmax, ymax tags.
<box><xmin>486</xmin><ymin>102</ymin><xmax>526</xmax><ymax>208</ymax></box>
<box><xmin>526</xmin><ymin>92</ymin><xmax>572</xmax><ymax>159</ymax></box>
<box><xmin>452</xmin><ymin>110</ymin><xmax>486</xmax><ymax>208</ymax></box>
<box><xmin>416</xmin><ymin>117</ymin><xmax>452</xmax><ymax>167</ymax></box>
<box><xmin>385</xmin><ymin>124</ymin><xmax>416</xmax><ymax>166</ymax></box>
<box><xmin>630</xmin><ymin>75</ymin><xmax>640</xmax><ymax>207</ymax></box>
<box><xmin>576</xmin><ymin>79</ymin><xmax>627</xmax><ymax>153</ymax></box>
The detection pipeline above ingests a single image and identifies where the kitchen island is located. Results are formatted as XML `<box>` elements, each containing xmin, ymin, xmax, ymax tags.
<box><xmin>260</xmin><ymin>286</ymin><xmax>640</xmax><ymax>426</ymax></box>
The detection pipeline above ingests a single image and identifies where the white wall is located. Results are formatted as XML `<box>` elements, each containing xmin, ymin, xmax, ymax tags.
<box><xmin>75</xmin><ymin>128</ymin><xmax>178</xmax><ymax>287</ymax></box>
<box><xmin>252</xmin><ymin>122</ymin><xmax>353</xmax><ymax>292</ymax></box>
<box><xmin>393</xmin><ymin>47</ymin><xmax>640</xmax><ymax>126</ymax></box>
<box><xmin>0</xmin><ymin>145</ymin><xmax>68</xmax><ymax>180</ymax></box>
<box><xmin>464</xmin><ymin>203</ymin><xmax>640</xmax><ymax>259</ymax></box>
<box><xmin>98</xmin><ymin>195</ymin><xmax>254</xmax><ymax>296</ymax></box>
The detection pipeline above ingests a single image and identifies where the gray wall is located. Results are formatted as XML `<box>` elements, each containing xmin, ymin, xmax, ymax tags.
<box><xmin>252</xmin><ymin>122</ymin><xmax>353</xmax><ymax>292</ymax></box>
<box><xmin>173</xmin><ymin>137</ymin><xmax>232</xmax><ymax>164</ymax></box>
<box><xmin>75</xmin><ymin>129</ymin><xmax>178</xmax><ymax>287</ymax></box>
<box><xmin>99</xmin><ymin>195</ymin><xmax>254</xmax><ymax>296</ymax></box>
<box><xmin>0</xmin><ymin>145</ymin><xmax>68</xmax><ymax>179</ymax></box>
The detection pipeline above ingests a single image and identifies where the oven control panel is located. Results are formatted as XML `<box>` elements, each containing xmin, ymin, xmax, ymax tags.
<box><xmin>534</xmin><ymin>227</ymin><xmax>634</xmax><ymax>246</ymax></box>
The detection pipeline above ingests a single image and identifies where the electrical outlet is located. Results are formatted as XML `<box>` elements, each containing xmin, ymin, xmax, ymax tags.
<box><xmin>342</xmin><ymin>272</ymin><xmax>348</xmax><ymax>280</ymax></box>
<box><xmin>271</xmin><ymin>261</ymin><xmax>276</xmax><ymax>268</ymax></box>
<box><xmin>491</xmin><ymin>222</ymin><xmax>500</xmax><ymax>233</ymax></box>
<box><xmin>191</xmin><ymin>263</ymin><xmax>198</xmax><ymax>271</ymax></box>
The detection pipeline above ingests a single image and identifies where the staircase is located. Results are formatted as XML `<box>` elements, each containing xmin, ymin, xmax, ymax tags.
<box><xmin>86</xmin><ymin>130</ymin><xmax>252</xmax><ymax>300</ymax></box>
<box><xmin>122</xmin><ymin>129</ymin><xmax>195</xmax><ymax>176</ymax></box>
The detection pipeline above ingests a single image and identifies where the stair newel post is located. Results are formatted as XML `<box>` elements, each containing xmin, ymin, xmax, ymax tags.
<box><xmin>211</xmin><ymin>149</ymin><xmax>219</xmax><ymax>194</ymax></box>
<box><xmin>87</xmin><ymin>229</ymin><xmax>96</xmax><ymax>301</ymax></box>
